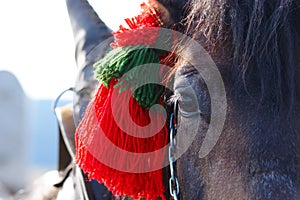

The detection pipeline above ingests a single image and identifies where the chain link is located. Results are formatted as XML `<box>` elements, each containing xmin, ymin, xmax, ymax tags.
<box><xmin>169</xmin><ymin>99</ymin><xmax>180</xmax><ymax>200</ymax></box>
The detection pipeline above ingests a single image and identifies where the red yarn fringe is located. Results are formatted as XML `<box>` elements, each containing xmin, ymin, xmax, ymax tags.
<box><xmin>75</xmin><ymin>79</ymin><xmax>168</xmax><ymax>199</ymax></box>
<box><xmin>111</xmin><ymin>2</ymin><xmax>162</xmax><ymax>48</ymax></box>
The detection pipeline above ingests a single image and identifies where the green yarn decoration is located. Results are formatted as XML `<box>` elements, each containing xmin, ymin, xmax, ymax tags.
<box><xmin>94</xmin><ymin>45</ymin><xmax>165</xmax><ymax>109</ymax></box>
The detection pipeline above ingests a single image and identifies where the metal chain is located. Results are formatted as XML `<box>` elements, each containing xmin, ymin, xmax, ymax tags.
<box><xmin>169</xmin><ymin>99</ymin><xmax>180</xmax><ymax>200</ymax></box>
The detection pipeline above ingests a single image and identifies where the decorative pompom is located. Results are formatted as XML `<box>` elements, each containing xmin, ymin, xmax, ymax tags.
<box><xmin>111</xmin><ymin>2</ymin><xmax>163</xmax><ymax>48</ymax></box>
<box><xmin>75</xmin><ymin>1</ymin><xmax>175</xmax><ymax>199</ymax></box>
<box><xmin>94</xmin><ymin>45</ymin><xmax>166</xmax><ymax>109</ymax></box>
<box><xmin>75</xmin><ymin>79</ymin><xmax>168</xmax><ymax>200</ymax></box>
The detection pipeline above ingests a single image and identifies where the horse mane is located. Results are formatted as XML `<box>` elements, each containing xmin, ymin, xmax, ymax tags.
<box><xmin>179</xmin><ymin>0</ymin><xmax>300</xmax><ymax>110</ymax></box>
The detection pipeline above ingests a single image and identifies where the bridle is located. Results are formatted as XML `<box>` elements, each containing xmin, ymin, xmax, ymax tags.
<box><xmin>169</xmin><ymin>98</ymin><xmax>180</xmax><ymax>200</ymax></box>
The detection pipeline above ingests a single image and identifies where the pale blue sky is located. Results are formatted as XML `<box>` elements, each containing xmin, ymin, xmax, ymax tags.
<box><xmin>0</xmin><ymin>0</ymin><xmax>143</xmax><ymax>99</ymax></box>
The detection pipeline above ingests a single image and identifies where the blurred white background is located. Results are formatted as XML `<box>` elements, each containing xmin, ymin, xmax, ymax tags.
<box><xmin>0</xmin><ymin>0</ymin><xmax>142</xmax><ymax>195</ymax></box>
<box><xmin>0</xmin><ymin>0</ymin><xmax>143</xmax><ymax>99</ymax></box>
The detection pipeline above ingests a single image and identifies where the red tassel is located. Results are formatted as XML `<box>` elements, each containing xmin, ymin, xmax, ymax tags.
<box><xmin>75</xmin><ymin>79</ymin><xmax>168</xmax><ymax>199</ymax></box>
<box><xmin>111</xmin><ymin>2</ymin><xmax>162</xmax><ymax>48</ymax></box>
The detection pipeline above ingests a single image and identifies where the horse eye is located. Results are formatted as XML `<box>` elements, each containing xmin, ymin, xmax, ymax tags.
<box><xmin>176</xmin><ymin>91</ymin><xmax>210</xmax><ymax>124</ymax></box>
<box><xmin>174</xmin><ymin>74</ymin><xmax>201</xmax><ymax>118</ymax></box>
<box><xmin>176</xmin><ymin>87</ymin><xmax>199</xmax><ymax>116</ymax></box>
<box><xmin>174</xmin><ymin>70</ymin><xmax>211</xmax><ymax>123</ymax></box>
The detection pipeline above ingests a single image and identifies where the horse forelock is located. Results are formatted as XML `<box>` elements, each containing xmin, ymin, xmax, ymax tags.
<box><xmin>181</xmin><ymin>0</ymin><xmax>300</xmax><ymax>111</ymax></box>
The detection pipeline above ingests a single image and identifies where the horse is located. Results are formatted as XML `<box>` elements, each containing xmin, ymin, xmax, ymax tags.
<box><xmin>172</xmin><ymin>0</ymin><xmax>300</xmax><ymax>199</ymax></box>
<box><xmin>22</xmin><ymin>0</ymin><xmax>300</xmax><ymax>199</ymax></box>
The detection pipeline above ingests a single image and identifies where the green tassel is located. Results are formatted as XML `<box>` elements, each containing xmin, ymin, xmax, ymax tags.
<box><xmin>94</xmin><ymin>45</ymin><xmax>166</xmax><ymax>109</ymax></box>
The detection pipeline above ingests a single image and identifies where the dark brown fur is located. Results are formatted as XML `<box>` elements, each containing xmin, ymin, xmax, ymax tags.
<box><xmin>173</xmin><ymin>0</ymin><xmax>300</xmax><ymax>199</ymax></box>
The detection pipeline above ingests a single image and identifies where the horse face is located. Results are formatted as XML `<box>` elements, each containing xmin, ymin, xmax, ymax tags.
<box><xmin>173</xmin><ymin>4</ymin><xmax>300</xmax><ymax>199</ymax></box>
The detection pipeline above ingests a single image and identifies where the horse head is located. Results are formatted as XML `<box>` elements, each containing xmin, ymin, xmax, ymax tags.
<box><xmin>173</xmin><ymin>0</ymin><xmax>300</xmax><ymax>199</ymax></box>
